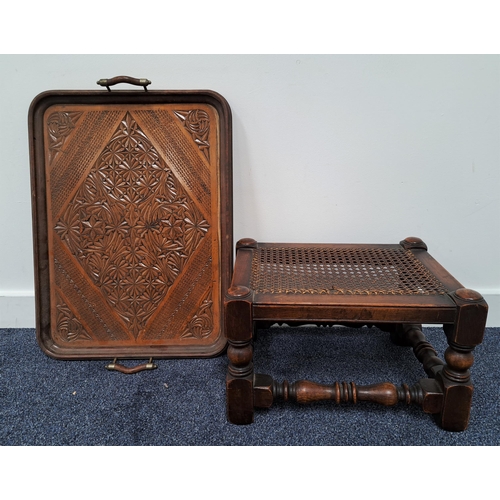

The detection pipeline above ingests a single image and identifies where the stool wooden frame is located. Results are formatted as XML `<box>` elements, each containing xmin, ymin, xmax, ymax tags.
<box><xmin>225</xmin><ymin>237</ymin><xmax>488</xmax><ymax>431</ymax></box>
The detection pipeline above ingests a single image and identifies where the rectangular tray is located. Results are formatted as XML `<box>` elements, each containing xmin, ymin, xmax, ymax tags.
<box><xmin>29</xmin><ymin>82</ymin><xmax>232</xmax><ymax>359</ymax></box>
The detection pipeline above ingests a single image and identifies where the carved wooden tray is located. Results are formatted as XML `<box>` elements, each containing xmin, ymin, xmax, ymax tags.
<box><xmin>29</xmin><ymin>78</ymin><xmax>232</xmax><ymax>360</ymax></box>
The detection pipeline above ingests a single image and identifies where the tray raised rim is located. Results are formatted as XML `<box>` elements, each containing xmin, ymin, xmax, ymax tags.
<box><xmin>29</xmin><ymin>88</ymin><xmax>233</xmax><ymax>359</ymax></box>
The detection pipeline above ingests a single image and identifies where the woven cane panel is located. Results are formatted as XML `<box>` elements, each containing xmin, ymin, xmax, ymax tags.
<box><xmin>251</xmin><ymin>247</ymin><xmax>448</xmax><ymax>295</ymax></box>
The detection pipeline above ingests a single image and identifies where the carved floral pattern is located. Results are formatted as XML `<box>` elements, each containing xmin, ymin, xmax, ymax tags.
<box><xmin>55</xmin><ymin>112</ymin><xmax>210</xmax><ymax>337</ymax></box>
<box><xmin>181</xmin><ymin>290</ymin><xmax>213</xmax><ymax>339</ymax></box>
<box><xmin>47</xmin><ymin>111</ymin><xmax>83</xmax><ymax>164</ymax></box>
<box><xmin>56</xmin><ymin>293</ymin><xmax>91</xmax><ymax>342</ymax></box>
<box><xmin>174</xmin><ymin>110</ymin><xmax>210</xmax><ymax>161</ymax></box>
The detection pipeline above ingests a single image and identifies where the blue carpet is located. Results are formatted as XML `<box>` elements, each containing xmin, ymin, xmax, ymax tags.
<box><xmin>1</xmin><ymin>326</ymin><xmax>498</xmax><ymax>445</ymax></box>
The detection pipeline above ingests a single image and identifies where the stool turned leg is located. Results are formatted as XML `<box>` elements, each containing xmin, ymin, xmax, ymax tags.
<box><xmin>437</xmin><ymin>288</ymin><xmax>488</xmax><ymax>431</ymax></box>
<box><xmin>436</xmin><ymin>343</ymin><xmax>475</xmax><ymax>431</ymax></box>
<box><xmin>227</xmin><ymin>340</ymin><xmax>254</xmax><ymax>424</ymax></box>
<box><xmin>225</xmin><ymin>286</ymin><xmax>254</xmax><ymax>425</ymax></box>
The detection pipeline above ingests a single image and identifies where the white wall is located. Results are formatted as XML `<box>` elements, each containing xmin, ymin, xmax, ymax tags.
<box><xmin>1</xmin><ymin>54</ymin><xmax>498</xmax><ymax>326</ymax></box>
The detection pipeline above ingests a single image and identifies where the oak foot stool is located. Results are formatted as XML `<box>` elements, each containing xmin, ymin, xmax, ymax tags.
<box><xmin>225</xmin><ymin>237</ymin><xmax>488</xmax><ymax>431</ymax></box>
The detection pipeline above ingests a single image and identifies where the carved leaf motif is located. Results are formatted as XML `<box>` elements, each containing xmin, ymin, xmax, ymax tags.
<box><xmin>181</xmin><ymin>290</ymin><xmax>213</xmax><ymax>339</ymax></box>
<box><xmin>174</xmin><ymin>110</ymin><xmax>210</xmax><ymax>161</ymax></box>
<box><xmin>56</xmin><ymin>294</ymin><xmax>91</xmax><ymax>341</ymax></box>
<box><xmin>55</xmin><ymin>112</ymin><xmax>210</xmax><ymax>338</ymax></box>
<box><xmin>47</xmin><ymin>112</ymin><xmax>83</xmax><ymax>164</ymax></box>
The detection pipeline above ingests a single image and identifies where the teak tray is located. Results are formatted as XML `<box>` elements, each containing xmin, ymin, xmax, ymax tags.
<box><xmin>29</xmin><ymin>77</ymin><xmax>232</xmax><ymax>364</ymax></box>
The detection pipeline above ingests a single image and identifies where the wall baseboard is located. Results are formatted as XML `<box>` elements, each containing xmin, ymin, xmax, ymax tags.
<box><xmin>0</xmin><ymin>295</ymin><xmax>36</xmax><ymax>329</ymax></box>
<box><xmin>1</xmin><ymin>292</ymin><xmax>499</xmax><ymax>329</ymax></box>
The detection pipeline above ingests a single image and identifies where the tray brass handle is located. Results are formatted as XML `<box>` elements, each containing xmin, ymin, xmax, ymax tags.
<box><xmin>96</xmin><ymin>76</ymin><xmax>151</xmax><ymax>92</ymax></box>
<box><xmin>106</xmin><ymin>358</ymin><xmax>157</xmax><ymax>374</ymax></box>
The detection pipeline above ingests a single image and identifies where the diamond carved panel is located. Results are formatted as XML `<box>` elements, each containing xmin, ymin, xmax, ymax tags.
<box><xmin>54</xmin><ymin>112</ymin><xmax>210</xmax><ymax>338</ymax></box>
